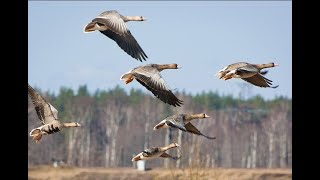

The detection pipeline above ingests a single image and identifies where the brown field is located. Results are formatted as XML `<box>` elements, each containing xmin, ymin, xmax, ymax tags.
<box><xmin>28</xmin><ymin>165</ymin><xmax>292</xmax><ymax>180</ymax></box>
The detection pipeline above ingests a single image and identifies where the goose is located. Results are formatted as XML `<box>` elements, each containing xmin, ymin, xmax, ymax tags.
<box><xmin>120</xmin><ymin>63</ymin><xmax>183</xmax><ymax>107</ymax></box>
<box><xmin>84</xmin><ymin>10</ymin><xmax>148</xmax><ymax>62</ymax></box>
<box><xmin>153</xmin><ymin>113</ymin><xmax>216</xmax><ymax>140</ymax></box>
<box><xmin>28</xmin><ymin>84</ymin><xmax>81</xmax><ymax>143</ymax></box>
<box><xmin>216</xmin><ymin>62</ymin><xmax>279</xmax><ymax>88</ymax></box>
<box><xmin>132</xmin><ymin>143</ymin><xmax>181</xmax><ymax>161</ymax></box>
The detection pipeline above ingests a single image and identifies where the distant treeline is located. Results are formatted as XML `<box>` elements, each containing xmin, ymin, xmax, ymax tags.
<box><xmin>28</xmin><ymin>85</ymin><xmax>292</xmax><ymax>169</ymax></box>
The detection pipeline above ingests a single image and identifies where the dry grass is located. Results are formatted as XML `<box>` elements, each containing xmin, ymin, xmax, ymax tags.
<box><xmin>28</xmin><ymin>165</ymin><xmax>292</xmax><ymax>180</ymax></box>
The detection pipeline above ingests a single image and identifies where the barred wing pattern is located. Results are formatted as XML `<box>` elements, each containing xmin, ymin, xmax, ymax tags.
<box><xmin>28</xmin><ymin>84</ymin><xmax>58</xmax><ymax>124</ymax></box>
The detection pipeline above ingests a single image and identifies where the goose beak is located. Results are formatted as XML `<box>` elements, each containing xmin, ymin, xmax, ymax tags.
<box><xmin>274</xmin><ymin>63</ymin><xmax>279</xmax><ymax>67</ymax></box>
<box><xmin>204</xmin><ymin>114</ymin><xmax>210</xmax><ymax>118</ymax></box>
<box><xmin>177</xmin><ymin>65</ymin><xmax>182</xmax><ymax>69</ymax></box>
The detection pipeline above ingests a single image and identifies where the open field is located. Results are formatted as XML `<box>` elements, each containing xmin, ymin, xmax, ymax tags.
<box><xmin>28</xmin><ymin>165</ymin><xmax>292</xmax><ymax>180</ymax></box>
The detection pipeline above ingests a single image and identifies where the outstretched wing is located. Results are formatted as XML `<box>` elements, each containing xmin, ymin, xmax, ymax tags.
<box><xmin>134</xmin><ymin>66</ymin><xmax>170</xmax><ymax>91</ymax></box>
<box><xmin>28</xmin><ymin>84</ymin><xmax>58</xmax><ymax>124</ymax></box>
<box><xmin>133</xmin><ymin>66</ymin><xmax>183</xmax><ymax>106</ymax></box>
<box><xmin>185</xmin><ymin>123</ymin><xmax>216</xmax><ymax>140</ymax></box>
<box><xmin>93</xmin><ymin>10</ymin><xmax>129</xmax><ymax>35</ymax></box>
<box><xmin>165</xmin><ymin>120</ymin><xmax>188</xmax><ymax>132</ymax></box>
<box><xmin>160</xmin><ymin>152</ymin><xmax>180</xmax><ymax>160</ymax></box>
<box><xmin>241</xmin><ymin>74</ymin><xmax>279</xmax><ymax>88</ymax></box>
<box><xmin>136</xmin><ymin>78</ymin><xmax>183</xmax><ymax>107</ymax></box>
<box><xmin>100</xmin><ymin>29</ymin><xmax>148</xmax><ymax>62</ymax></box>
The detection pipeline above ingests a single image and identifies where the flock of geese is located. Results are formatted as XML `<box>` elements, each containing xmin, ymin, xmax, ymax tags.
<box><xmin>28</xmin><ymin>10</ymin><xmax>279</xmax><ymax>162</ymax></box>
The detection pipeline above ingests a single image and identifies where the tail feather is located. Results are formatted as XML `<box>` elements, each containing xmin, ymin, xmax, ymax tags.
<box><xmin>132</xmin><ymin>156</ymin><xmax>141</xmax><ymax>161</ymax></box>
<box><xmin>84</xmin><ymin>22</ymin><xmax>98</xmax><ymax>33</ymax></box>
<box><xmin>132</xmin><ymin>153</ymin><xmax>142</xmax><ymax>161</ymax></box>
<box><xmin>29</xmin><ymin>128</ymin><xmax>41</xmax><ymax>136</ymax></box>
<box><xmin>120</xmin><ymin>72</ymin><xmax>132</xmax><ymax>80</ymax></box>
<box><xmin>120</xmin><ymin>72</ymin><xmax>135</xmax><ymax>84</ymax></box>
<box><xmin>153</xmin><ymin>122</ymin><xmax>166</xmax><ymax>130</ymax></box>
<box><xmin>30</xmin><ymin>129</ymin><xmax>43</xmax><ymax>143</ymax></box>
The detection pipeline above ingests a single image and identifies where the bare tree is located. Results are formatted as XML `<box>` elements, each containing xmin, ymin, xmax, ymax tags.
<box><xmin>28</xmin><ymin>87</ymin><xmax>292</xmax><ymax>169</ymax></box>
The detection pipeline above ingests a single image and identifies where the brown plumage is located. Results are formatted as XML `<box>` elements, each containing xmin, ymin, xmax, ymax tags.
<box><xmin>132</xmin><ymin>143</ymin><xmax>180</xmax><ymax>161</ymax></box>
<box><xmin>28</xmin><ymin>84</ymin><xmax>81</xmax><ymax>143</ymax></box>
<box><xmin>153</xmin><ymin>113</ymin><xmax>216</xmax><ymax>140</ymax></box>
<box><xmin>120</xmin><ymin>63</ymin><xmax>183</xmax><ymax>107</ymax></box>
<box><xmin>84</xmin><ymin>10</ymin><xmax>148</xmax><ymax>62</ymax></box>
<box><xmin>216</xmin><ymin>62</ymin><xmax>279</xmax><ymax>88</ymax></box>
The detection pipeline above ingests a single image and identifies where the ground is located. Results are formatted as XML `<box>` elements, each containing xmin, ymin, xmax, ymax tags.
<box><xmin>28</xmin><ymin>165</ymin><xmax>292</xmax><ymax>180</ymax></box>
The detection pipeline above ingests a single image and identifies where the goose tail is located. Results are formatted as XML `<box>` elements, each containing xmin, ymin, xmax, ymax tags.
<box><xmin>84</xmin><ymin>22</ymin><xmax>98</xmax><ymax>33</ymax></box>
<box><xmin>30</xmin><ymin>128</ymin><xmax>43</xmax><ymax>143</ymax></box>
<box><xmin>120</xmin><ymin>71</ymin><xmax>134</xmax><ymax>84</ymax></box>
<box><xmin>132</xmin><ymin>153</ymin><xmax>143</xmax><ymax>161</ymax></box>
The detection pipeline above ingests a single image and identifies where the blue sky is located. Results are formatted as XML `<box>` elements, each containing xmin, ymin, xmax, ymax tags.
<box><xmin>28</xmin><ymin>1</ymin><xmax>292</xmax><ymax>100</ymax></box>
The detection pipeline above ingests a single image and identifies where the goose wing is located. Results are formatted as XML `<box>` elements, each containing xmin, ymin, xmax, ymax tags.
<box><xmin>225</xmin><ymin>62</ymin><xmax>250</xmax><ymax>70</ymax></box>
<box><xmin>160</xmin><ymin>152</ymin><xmax>173</xmax><ymax>158</ymax></box>
<box><xmin>92</xmin><ymin>10</ymin><xmax>129</xmax><ymax>36</ymax></box>
<box><xmin>133</xmin><ymin>66</ymin><xmax>183</xmax><ymax>106</ymax></box>
<box><xmin>135</xmin><ymin>79</ymin><xmax>183</xmax><ymax>106</ymax></box>
<box><xmin>100</xmin><ymin>30</ymin><xmax>147</xmax><ymax>62</ymax></box>
<box><xmin>235</xmin><ymin>64</ymin><xmax>259</xmax><ymax>73</ymax></box>
<box><xmin>28</xmin><ymin>84</ymin><xmax>58</xmax><ymax>124</ymax></box>
<box><xmin>185</xmin><ymin>123</ymin><xmax>216</xmax><ymax>139</ymax></box>
<box><xmin>134</xmin><ymin>66</ymin><xmax>169</xmax><ymax>91</ymax></box>
<box><xmin>241</xmin><ymin>74</ymin><xmax>279</xmax><ymax>88</ymax></box>
<box><xmin>165</xmin><ymin>120</ymin><xmax>188</xmax><ymax>132</ymax></box>
<box><xmin>184</xmin><ymin>122</ymin><xmax>201</xmax><ymax>134</ymax></box>
<box><xmin>160</xmin><ymin>152</ymin><xmax>181</xmax><ymax>160</ymax></box>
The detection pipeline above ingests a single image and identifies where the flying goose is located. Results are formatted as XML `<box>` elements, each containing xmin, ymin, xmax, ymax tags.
<box><xmin>153</xmin><ymin>113</ymin><xmax>216</xmax><ymax>140</ymax></box>
<box><xmin>216</xmin><ymin>62</ymin><xmax>279</xmax><ymax>88</ymax></box>
<box><xmin>28</xmin><ymin>84</ymin><xmax>81</xmax><ymax>143</ymax></box>
<box><xmin>132</xmin><ymin>143</ymin><xmax>181</xmax><ymax>161</ymax></box>
<box><xmin>84</xmin><ymin>10</ymin><xmax>148</xmax><ymax>62</ymax></box>
<box><xmin>120</xmin><ymin>63</ymin><xmax>183</xmax><ymax>107</ymax></box>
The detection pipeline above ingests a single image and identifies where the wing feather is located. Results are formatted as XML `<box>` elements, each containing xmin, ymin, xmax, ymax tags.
<box><xmin>100</xmin><ymin>30</ymin><xmax>147</xmax><ymax>62</ymax></box>
<box><xmin>185</xmin><ymin>123</ymin><xmax>216</xmax><ymax>139</ymax></box>
<box><xmin>28</xmin><ymin>84</ymin><xmax>58</xmax><ymax>124</ymax></box>
<box><xmin>242</xmin><ymin>74</ymin><xmax>278</xmax><ymax>88</ymax></box>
